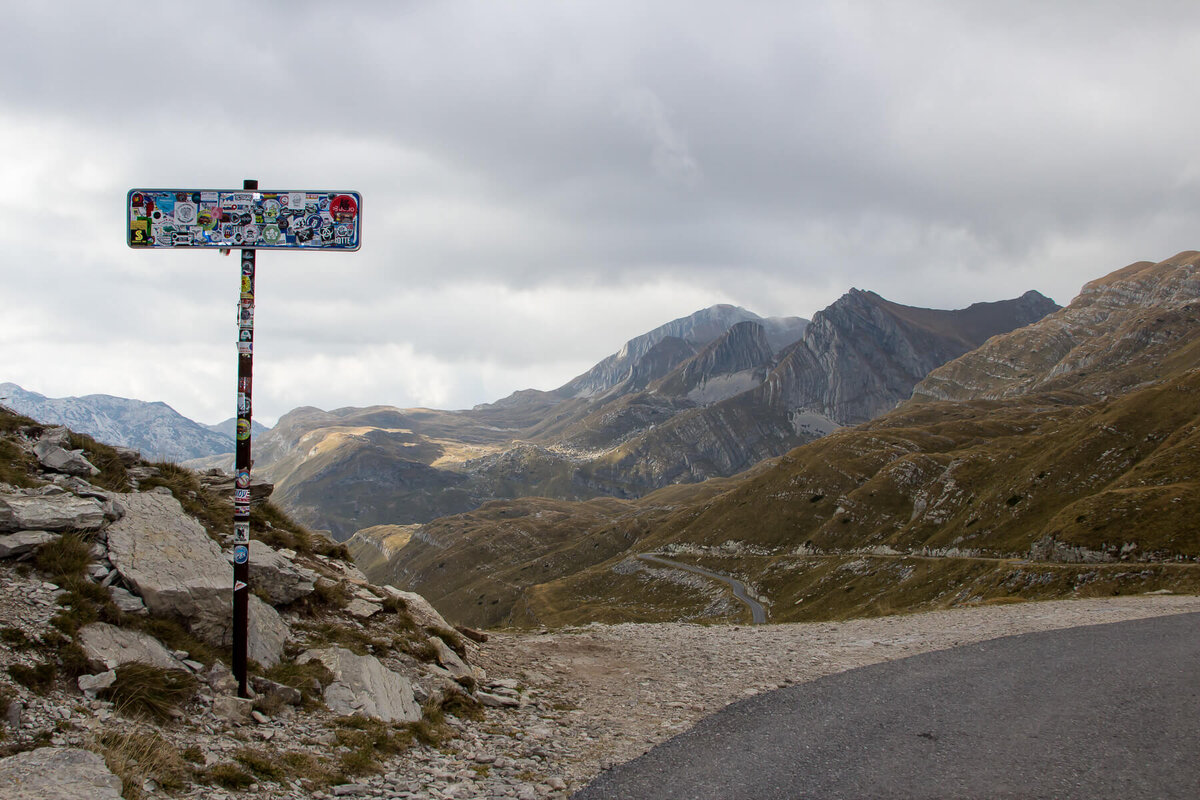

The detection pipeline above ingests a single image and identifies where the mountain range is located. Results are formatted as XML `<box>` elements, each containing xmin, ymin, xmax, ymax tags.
<box><xmin>0</xmin><ymin>382</ymin><xmax>269</xmax><ymax>462</ymax></box>
<box><xmin>357</xmin><ymin>252</ymin><xmax>1200</xmax><ymax>628</ymax></box>
<box><xmin>253</xmin><ymin>292</ymin><xmax>1054</xmax><ymax>540</ymax></box>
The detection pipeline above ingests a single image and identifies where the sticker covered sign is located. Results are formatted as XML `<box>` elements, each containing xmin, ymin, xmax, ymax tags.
<box><xmin>127</xmin><ymin>189</ymin><xmax>361</xmax><ymax>250</ymax></box>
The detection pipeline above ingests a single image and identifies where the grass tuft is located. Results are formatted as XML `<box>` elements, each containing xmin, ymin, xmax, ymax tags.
<box><xmin>99</xmin><ymin>663</ymin><xmax>198</xmax><ymax>721</ymax></box>
<box><xmin>94</xmin><ymin>729</ymin><xmax>189</xmax><ymax>800</ymax></box>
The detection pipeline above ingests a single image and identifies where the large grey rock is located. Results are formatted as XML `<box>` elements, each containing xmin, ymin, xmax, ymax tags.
<box><xmin>103</xmin><ymin>492</ymin><xmax>285</xmax><ymax>667</ymax></box>
<box><xmin>382</xmin><ymin>587</ymin><xmax>455</xmax><ymax>633</ymax></box>
<box><xmin>77</xmin><ymin>622</ymin><xmax>185</xmax><ymax>672</ymax></box>
<box><xmin>33</xmin><ymin>440</ymin><xmax>99</xmax><ymax>477</ymax></box>
<box><xmin>427</xmin><ymin>635</ymin><xmax>474</xmax><ymax>684</ymax></box>
<box><xmin>0</xmin><ymin>494</ymin><xmax>106</xmax><ymax>533</ymax></box>
<box><xmin>298</xmin><ymin>647</ymin><xmax>421</xmax><ymax>722</ymax></box>
<box><xmin>0</xmin><ymin>530</ymin><xmax>59</xmax><ymax>558</ymax></box>
<box><xmin>0</xmin><ymin>747</ymin><xmax>123</xmax><ymax>800</ymax></box>
<box><xmin>247</xmin><ymin>540</ymin><xmax>316</xmax><ymax>604</ymax></box>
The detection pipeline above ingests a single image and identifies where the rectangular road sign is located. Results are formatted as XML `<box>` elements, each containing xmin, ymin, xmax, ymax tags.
<box><xmin>127</xmin><ymin>189</ymin><xmax>361</xmax><ymax>250</ymax></box>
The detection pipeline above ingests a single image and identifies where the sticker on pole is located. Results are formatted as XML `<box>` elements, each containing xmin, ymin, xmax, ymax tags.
<box><xmin>127</xmin><ymin>189</ymin><xmax>362</xmax><ymax>250</ymax></box>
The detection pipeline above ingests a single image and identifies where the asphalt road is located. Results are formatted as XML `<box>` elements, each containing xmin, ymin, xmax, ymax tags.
<box><xmin>638</xmin><ymin>553</ymin><xmax>767</xmax><ymax>623</ymax></box>
<box><xmin>573</xmin><ymin>611</ymin><xmax>1200</xmax><ymax>799</ymax></box>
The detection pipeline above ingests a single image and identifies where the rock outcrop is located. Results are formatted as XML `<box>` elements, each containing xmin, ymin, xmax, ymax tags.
<box><xmin>0</xmin><ymin>492</ymin><xmax>106</xmax><ymax>533</ymax></box>
<box><xmin>77</xmin><ymin>622</ymin><xmax>187</xmax><ymax>672</ymax></box>
<box><xmin>913</xmin><ymin>252</ymin><xmax>1200</xmax><ymax>403</ymax></box>
<box><xmin>761</xmin><ymin>288</ymin><xmax>1060</xmax><ymax>426</ymax></box>
<box><xmin>103</xmin><ymin>490</ymin><xmax>286</xmax><ymax>666</ymax></box>
<box><xmin>298</xmin><ymin>646</ymin><xmax>422</xmax><ymax>723</ymax></box>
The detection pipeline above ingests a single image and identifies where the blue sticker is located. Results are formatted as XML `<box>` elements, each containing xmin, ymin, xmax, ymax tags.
<box><xmin>233</xmin><ymin>545</ymin><xmax>249</xmax><ymax>565</ymax></box>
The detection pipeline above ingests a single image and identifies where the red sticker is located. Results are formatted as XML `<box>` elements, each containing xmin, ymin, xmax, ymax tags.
<box><xmin>329</xmin><ymin>194</ymin><xmax>358</xmax><ymax>222</ymax></box>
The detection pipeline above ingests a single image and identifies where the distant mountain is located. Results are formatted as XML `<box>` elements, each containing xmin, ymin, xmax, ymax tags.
<box><xmin>204</xmin><ymin>417</ymin><xmax>272</xmax><ymax>440</ymax></box>
<box><xmin>370</xmin><ymin>253</ymin><xmax>1200</xmax><ymax>629</ymax></box>
<box><xmin>0</xmin><ymin>383</ymin><xmax>266</xmax><ymax>462</ymax></box>
<box><xmin>555</xmin><ymin>305</ymin><xmax>807</xmax><ymax>399</ymax></box>
<box><xmin>256</xmin><ymin>291</ymin><xmax>1053</xmax><ymax>541</ymax></box>
<box><xmin>762</xmin><ymin>288</ymin><xmax>1060</xmax><ymax>426</ymax></box>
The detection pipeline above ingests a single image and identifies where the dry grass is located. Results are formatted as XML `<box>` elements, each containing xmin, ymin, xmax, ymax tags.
<box><xmin>93</xmin><ymin>729</ymin><xmax>189</xmax><ymax>800</ymax></box>
<box><xmin>98</xmin><ymin>664</ymin><xmax>199</xmax><ymax>721</ymax></box>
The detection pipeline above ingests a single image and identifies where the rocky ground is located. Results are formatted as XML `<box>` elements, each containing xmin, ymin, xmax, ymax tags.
<box><xmin>10</xmin><ymin>568</ymin><xmax>1196</xmax><ymax>800</ymax></box>
<box><xmin>5</xmin><ymin>417</ymin><xmax>1200</xmax><ymax>799</ymax></box>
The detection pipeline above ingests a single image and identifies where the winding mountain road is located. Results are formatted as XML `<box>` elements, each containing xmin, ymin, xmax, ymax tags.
<box><xmin>572</xmin><ymin>611</ymin><xmax>1200</xmax><ymax>800</ymax></box>
<box><xmin>638</xmin><ymin>554</ymin><xmax>767</xmax><ymax>624</ymax></box>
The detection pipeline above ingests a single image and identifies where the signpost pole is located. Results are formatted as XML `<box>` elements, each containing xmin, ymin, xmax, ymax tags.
<box><xmin>231</xmin><ymin>178</ymin><xmax>257</xmax><ymax>699</ymax></box>
<box><xmin>125</xmin><ymin>182</ymin><xmax>361</xmax><ymax>701</ymax></box>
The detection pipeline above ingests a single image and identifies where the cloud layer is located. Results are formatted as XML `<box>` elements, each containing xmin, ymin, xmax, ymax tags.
<box><xmin>3</xmin><ymin>1</ymin><xmax>1198</xmax><ymax>424</ymax></box>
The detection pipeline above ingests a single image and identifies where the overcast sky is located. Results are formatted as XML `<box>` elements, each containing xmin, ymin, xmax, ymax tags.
<box><xmin>3</xmin><ymin>2</ymin><xmax>1198</xmax><ymax>426</ymax></box>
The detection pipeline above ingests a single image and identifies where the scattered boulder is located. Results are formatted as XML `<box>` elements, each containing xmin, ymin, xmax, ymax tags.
<box><xmin>0</xmin><ymin>747</ymin><xmax>123</xmax><ymax>800</ymax></box>
<box><xmin>250</xmin><ymin>676</ymin><xmax>303</xmax><ymax>707</ymax></box>
<box><xmin>428</xmin><ymin>635</ymin><xmax>475</xmax><ymax>684</ymax></box>
<box><xmin>346</xmin><ymin>597</ymin><xmax>382</xmax><ymax>618</ymax></box>
<box><xmin>247</xmin><ymin>540</ymin><xmax>316</xmax><ymax>604</ymax></box>
<box><xmin>0</xmin><ymin>494</ymin><xmax>106</xmax><ymax>533</ymax></box>
<box><xmin>77</xmin><ymin>622</ymin><xmax>185</xmax><ymax>672</ymax></box>
<box><xmin>212</xmin><ymin>695</ymin><xmax>254</xmax><ymax>725</ymax></box>
<box><xmin>33</xmin><ymin>439</ymin><xmax>99</xmax><ymax>477</ymax></box>
<box><xmin>107</xmin><ymin>586</ymin><xmax>148</xmax><ymax>616</ymax></box>
<box><xmin>381</xmin><ymin>587</ymin><xmax>455</xmax><ymax>633</ymax></box>
<box><xmin>77</xmin><ymin>670</ymin><xmax>117</xmax><ymax>697</ymax></box>
<box><xmin>0</xmin><ymin>530</ymin><xmax>59</xmax><ymax>558</ymax></box>
<box><xmin>298</xmin><ymin>646</ymin><xmax>421</xmax><ymax>723</ymax></box>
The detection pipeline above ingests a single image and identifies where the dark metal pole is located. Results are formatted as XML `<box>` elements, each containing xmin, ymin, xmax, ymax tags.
<box><xmin>231</xmin><ymin>177</ymin><xmax>257</xmax><ymax>699</ymax></box>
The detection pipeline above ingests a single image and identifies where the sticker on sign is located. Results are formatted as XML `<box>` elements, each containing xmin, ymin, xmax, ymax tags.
<box><xmin>127</xmin><ymin>189</ymin><xmax>361</xmax><ymax>250</ymax></box>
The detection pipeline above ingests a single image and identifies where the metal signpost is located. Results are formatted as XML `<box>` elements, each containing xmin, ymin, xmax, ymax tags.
<box><xmin>127</xmin><ymin>181</ymin><xmax>361</xmax><ymax>697</ymax></box>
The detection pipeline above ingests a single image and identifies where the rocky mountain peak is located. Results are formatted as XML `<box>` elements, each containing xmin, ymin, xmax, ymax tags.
<box><xmin>557</xmin><ymin>305</ymin><xmax>786</xmax><ymax>399</ymax></box>
<box><xmin>761</xmin><ymin>288</ymin><xmax>1060</xmax><ymax>426</ymax></box>
<box><xmin>656</xmin><ymin>321</ymin><xmax>775</xmax><ymax>403</ymax></box>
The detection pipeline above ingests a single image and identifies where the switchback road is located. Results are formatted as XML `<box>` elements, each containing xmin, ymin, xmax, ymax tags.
<box><xmin>638</xmin><ymin>553</ymin><xmax>767</xmax><ymax>624</ymax></box>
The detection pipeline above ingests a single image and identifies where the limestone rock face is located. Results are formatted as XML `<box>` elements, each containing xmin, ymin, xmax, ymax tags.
<box><xmin>428</xmin><ymin>635</ymin><xmax>474</xmax><ymax>684</ymax></box>
<box><xmin>104</xmin><ymin>492</ymin><xmax>285</xmax><ymax>666</ymax></box>
<box><xmin>762</xmin><ymin>288</ymin><xmax>1060</xmax><ymax>426</ymax></box>
<box><xmin>247</xmin><ymin>540</ymin><xmax>316</xmax><ymax>604</ymax></box>
<box><xmin>104</xmin><ymin>492</ymin><xmax>228</xmax><ymax>617</ymax></box>
<box><xmin>298</xmin><ymin>647</ymin><xmax>421</xmax><ymax>723</ymax></box>
<box><xmin>656</xmin><ymin>321</ymin><xmax>776</xmax><ymax>404</ymax></box>
<box><xmin>382</xmin><ymin>588</ymin><xmax>455</xmax><ymax>634</ymax></box>
<box><xmin>0</xmin><ymin>747</ymin><xmax>123</xmax><ymax>800</ymax></box>
<box><xmin>0</xmin><ymin>493</ymin><xmax>106</xmax><ymax>533</ymax></box>
<box><xmin>77</xmin><ymin>622</ymin><xmax>185</xmax><ymax>672</ymax></box>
